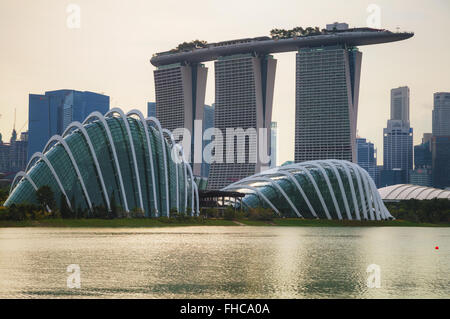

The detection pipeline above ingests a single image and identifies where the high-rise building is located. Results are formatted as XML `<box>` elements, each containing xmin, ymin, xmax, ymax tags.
<box><xmin>153</xmin><ymin>63</ymin><xmax>208</xmax><ymax>175</ymax></box>
<box><xmin>432</xmin><ymin>92</ymin><xmax>450</xmax><ymax>136</ymax></box>
<box><xmin>356</xmin><ymin>138</ymin><xmax>377</xmax><ymax>182</ymax></box>
<box><xmin>431</xmin><ymin>136</ymin><xmax>450</xmax><ymax>189</ymax></box>
<box><xmin>270</xmin><ymin>122</ymin><xmax>277</xmax><ymax>168</ymax></box>
<box><xmin>147</xmin><ymin>102</ymin><xmax>156</xmax><ymax>118</ymax></box>
<box><xmin>382</xmin><ymin>86</ymin><xmax>413</xmax><ymax>185</ymax></box>
<box><xmin>28</xmin><ymin>90</ymin><xmax>109</xmax><ymax>159</ymax></box>
<box><xmin>201</xmin><ymin>104</ymin><xmax>215</xmax><ymax>178</ymax></box>
<box><xmin>383</xmin><ymin>120</ymin><xmax>413</xmax><ymax>184</ymax></box>
<box><xmin>410</xmin><ymin>133</ymin><xmax>432</xmax><ymax>186</ymax></box>
<box><xmin>390</xmin><ymin>86</ymin><xmax>410</xmax><ymax>122</ymax></box>
<box><xmin>295</xmin><ymin>45</ymin><xmax>362</xmax><ymax>163</ymax></box>
<box><xmin>207</xmin><ymin>54</ymin><xmax>276</xmax><ymax>189</ymax></box>
<box><xmin>0</xmin><ymin>130</ymin><xmax>28</xmax><ymax>175</ymax></box>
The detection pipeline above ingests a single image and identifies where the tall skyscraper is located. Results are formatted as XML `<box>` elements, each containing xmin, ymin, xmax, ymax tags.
<box><xmin>0</xmin><ymin>130</ymin><xmax>28</xmax><ymax>175</ymax></box>
<box><xmin>356</xmin><ymin>138</ymin><xmax>377</xmax><ymax>182</ymax></box>
<box><xmin>270</xmin><ymin>122</ymin><xmax>277</xmax><ymax>168</ymax></box>
<box><xmin>432</xmin><ymin>92</ymin><xmax>450</xmax><ymax>136</ymax></box>
<box><xmin>153</xmin><ymin>63</ymin><xmax>208</xmax><ymax>175</ymax></box>
<box><xmin>382</xmin><ymin>86</ymin><xmax>413</xmax><ymax>185</ymax></box>
<box><xmin>295</xmin><ymin>45</ymin><xmax>362</xmax><ymax>163</ymax></box>
<box><xmin>28</xmin><ymin>90</ymin><xmax>109</xmax><ymax>159</ymax></box>
<box><xmin>207</xmin><ymin>54</ymin><xmax>276</xmax><ymax>189</ymax></box>
<box><xmin>390</xmin><ymin>86</ymin><xmax>410</xmax><ymax>122</ymax></box>
<box><xmin>147</xmin><ymin>102</ymin><xmax>156</xmax><ymax>118</ymax></box>
<box><xmin>432</xmin><ymin>136</ymin><xmax>450</xmax><ymax>189</ymax></box>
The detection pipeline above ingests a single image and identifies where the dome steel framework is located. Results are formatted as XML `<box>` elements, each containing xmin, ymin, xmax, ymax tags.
<box><xmin>223</xmin><ymin>160</ymin><xmax>392</xmax><ymax>220</ymax></box>
<box><xmin>5</xmin><ymin>108</ymin><xmax>199</xmax><ymax>217</ymax></box>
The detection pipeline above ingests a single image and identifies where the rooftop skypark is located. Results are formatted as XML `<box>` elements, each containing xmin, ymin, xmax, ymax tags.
<box><xmin>151</xmin><ymin>25</ymin><xmax>413</xmax><ymax>66</ymax></box>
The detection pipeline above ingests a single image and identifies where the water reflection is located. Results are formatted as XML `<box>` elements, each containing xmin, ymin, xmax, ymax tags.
<box><xmin>0</xmin><ymin>227</ymin><xmax>448</xmax><ymax>298</ymax></box>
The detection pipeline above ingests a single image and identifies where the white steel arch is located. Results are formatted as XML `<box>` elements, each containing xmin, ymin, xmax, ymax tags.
<box><xmin>162</xmin><ymin>128</ymin><xmax>180</xmax><ymax>213</ymax></box>
<box><xmin>10</xmin><ymin>171</ymin><xmax>38</xmax><ymax>193</ymax></box>
<box><xmin>328</xmin><ymin>160</ymin><xmax>361</xmax><ymax>220</ymax></box>
<box><xmin>315</xmin><ymin>160</ymin><xmax>353</xmax><ymax>220</ymax></box>
<box><xmin>345</xmin><ymin>162</ymin><xmax>370</xmax><ymax>220</ymax></box>
<box><xmin>44</xmin><ymin>135</ymin><xmax>93</xmax><ymax>212</ymax></box>
<box><xmin>227</xmin><ymin>184</ymin><xmax>281</xmax><ymax>215</ymax></box>
<box><xmin>25</xmin><ymin>152</ymin><xmax>72</xmax><ymax>209</ymax></box>
<box><xmin>126</xmin><ymin>110</ymin><xmax>159</xmax><ymax>216</ymax></box>
<box><xmin>83</xmin><ymin>111</ymin><xmax>129</xmax><ymax>212</ymax></box>
<box><xmin>298</xmin><ymin>162</ymin><xmax>343</xmax><ymax>220</ymax></box>
<box><xmin>272</xmin><ymin>170</ymin><xmax>318</xmax><ymax>218</ymax></box>
<box><xmin>224</xmin><ymin>176</ymin><xmax>302</xmax><ymax>218</ymax></box>
<box><xmin>183</xmin><ymin>157</ymin><xmax>197</xmax><ymax>216</ymax></box>
<box><xmin>63</xmin><ymin>121</ymin><xmax>111</xmax><ymax>211</ymax></box>
<box><xmin>279</xmin><ymin>164</ymin><xmax>332</xmax><ymax>220</ymax></box>
<box><xmin>146</xmin><ymin>117</ymin><xmax>170</xmax><ymax>216</ymax></box>
<box><xmin>106</xmin><ymin>108</ymin><xmax>144</xmax><ymax>211</ymax></box>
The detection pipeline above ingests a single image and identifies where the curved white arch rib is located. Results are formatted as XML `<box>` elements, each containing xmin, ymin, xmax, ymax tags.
<box><xmin>10</xmin><ymin>171</ymin><xmax>38</xmax><ymax>193</ymax></box>
<box><xmin>384</xmin><ymin>184</ymin><xmax>407</xmax><ymax>199</ymax></box>
<box><xmin>352</xmin><ymin>164</ymin><xmax>376</xmax><ymax>220</ymax></box>
<box><xmin>300</xmin><ymin>162</ymin><xmax>343</xmax><ymax>220</ymax></box>
<box><xmin>224</xmin><ymin>176</ymin><xmax>302</xmax><ymax>218</ymax></box>
<box><xmin>106</xmin><ymin>108</ymin><xmax>144</xmax><ymax>211</ymax></box>
<box><xmin>328</xmin><ymin>161</ymin><xmax>361</xmax><ymax>220</ymax></box>
<box><xmin>178</xmin><ymin>145</ymin><xmax>189</xmax><ymax>213</ymax></box>
<box><xmin>26</xmin><ymin>152</ymin><xmax>72</xmax><ymax>209</ymax></box>
<box><xmin>183</xmin><ymin>158</ymin><xmax>196</xmax><ymax>216</ymax></box>
<box><xmin>126</xmin><ymin>110</ymin><xmax>159</xmax><ymax>216</ymax></box>
<box><xmin>162</xmin><ymin>128</ymin><xmax>180</xmax><ymax>213</ymax></box>
<box><xmin>316</xmin><ymin>161</ymin><xmax>352</xmax><ymax>220</ymax></box>
<box><xmin>345</xmin><ymin>162</ymin><xmax>370</xmax><ymax>220</ymax></box>
<box><xmin>63</xmin><ymin>121</ymin><xmax>111</xmax><ymax>211</ymax></box>
<box><xmin>279</xmin><ymin>164</ymin><xmax>332</xmax><ymax>220</ymax></box>
<box><xmin>227</xmin><ymin>185</ymin><xmax>280</xmax><ymax>215</ymax></box>
<box><xmin>355</xmin><ymin>166</ymin><xmax>384</xmax><ymax>220</ymax></box>
<box><xmin>44</xmin><ymin>136</ymin><xmax>93</xmax><ymax>212</ymax></box>
<box><xmin>146</xmin><ymin>117</ymin><xmax>170</xmax><ymax>216</ymax></box>
<box><xmin>273</xmin><ymin>170</ymin><xmax>318</xmax><ymax>218</ymax></box>
<box><xmin>83</xmin><ymin>112</ymin><xmax>129</xmax><ymax>212</ymax></box>
<box><xmin>397</xmin><ymin>185</ymin><xmax>422</xmax><ymax>200</ymax></box>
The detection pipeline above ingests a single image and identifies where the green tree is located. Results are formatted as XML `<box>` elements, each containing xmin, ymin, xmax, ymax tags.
<box><xmin>36</xmin><ymin>186</ymin><xmax>55</xmax><ymax>211</ymax></box>
<box><xmin>60</xmin><ymin>193</ymin><xmax>72</xmax><ymax>219</ymax></box>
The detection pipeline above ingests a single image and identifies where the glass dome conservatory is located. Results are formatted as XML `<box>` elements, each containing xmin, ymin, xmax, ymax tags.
<box><xmin>223</xmin><ymin>160</ymin><xmax>392</xmax><ymax>220</ymax></box>
<box><xmin>5</xmin><ymin>108</ymin><xmax>199</xmax><ymax>217</ymax></box>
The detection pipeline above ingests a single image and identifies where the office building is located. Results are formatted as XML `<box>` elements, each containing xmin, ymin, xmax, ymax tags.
<box><xmin>147</xmin><ymin>102</ymin><xmax>156</xmax><ymax>118</ymax></box>
<box><xmin>0</xmin><ymin>130</ymin><xmax>28</xmax><ymax>175</ymax></box>
<box><xmin>382</xmin><ymin>86</ymin><xmax>413</xmax><ymax>185</ymax></box>
<box><xmin>295</xmin><ymin>45</ymin><xmax>362</xmax><ymax>163</ymax></box>
<box><xmin>207</xmin><ymin>53</ymin><xmax>276</xmax><ymax>189</ymax></box>
<box><xmin>28</xmin><ymin>90</ymin><xmax>109</xmax><ymax>159</ymax></box>
<box><xmin>356</xmin><ymin>138</ymin><xmax>377</xmax><ymax>182</ymax></box>
<box><xmin>431</xmin><ymin>136</ymin><xmax>450</xmax><ymax>189</ymax></box>
<box><xmin>432</xmin><ymin>92</ymin><xmax>450</xmax><ymax>136</ymax></box>
<box><xmin>410</xmin><ymin>133</ymin><xmax>432</xmax><ymax>187</ymax></box>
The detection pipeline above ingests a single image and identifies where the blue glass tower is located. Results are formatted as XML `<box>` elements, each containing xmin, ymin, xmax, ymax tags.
<box><xmin>28</xmin><ymin>90</ymin><xmax>109</xmax><ymax>159</ymax></box>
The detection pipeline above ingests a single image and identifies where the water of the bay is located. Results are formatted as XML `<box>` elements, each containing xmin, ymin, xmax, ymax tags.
<box><xmin>0</xmin><ymin>226</ymin><xmax>448</xmax><ymax>298</ymax></box>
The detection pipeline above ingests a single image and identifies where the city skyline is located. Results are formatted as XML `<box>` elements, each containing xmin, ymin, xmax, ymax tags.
<box><xmin>0</xmin><ymin>0</ymin><xmax>449</xmax><ymax>166</ymax></box>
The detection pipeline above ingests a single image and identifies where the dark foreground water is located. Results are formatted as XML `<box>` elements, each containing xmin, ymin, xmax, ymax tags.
<box><xmin>0</xmin><ymin>226</ymin><xmax>448</xmax><ymax>298</ymax></box>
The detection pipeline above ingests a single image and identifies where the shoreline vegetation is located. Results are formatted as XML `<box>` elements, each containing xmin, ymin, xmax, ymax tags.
<box><xmin>1</xmin><ymin>185</ymin><xmax>449</xmax><ymax>228</ymax></box>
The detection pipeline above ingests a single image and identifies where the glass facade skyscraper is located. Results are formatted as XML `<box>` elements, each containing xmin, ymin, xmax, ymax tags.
<box><xmin>356</xmin><ymin>138</ymin><xmax>377</xmax><ymax>182</ymax></box>
<box><xmin>382</xmin><ymin>86</ymin><xmax>413</xmax><ymax>186</ymax></box>
<box><xmin>28</xmin><ymin>90</ymin><xmax>109</xmax><ymax>160</ymax></box>
<box><xmin>295</xmin><ymin>45</ymin><xmax>362</xmax><ymax>163</ymax></box>
<box><xmin>432</xmin><ymin>92</ymin><xmax>450</xmax><ymax>136</ymax></box>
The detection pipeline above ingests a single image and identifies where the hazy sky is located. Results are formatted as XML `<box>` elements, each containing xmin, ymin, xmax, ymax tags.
<box><xmin>0</xmin><ymin>0</ymin><xmax>449</xmax><ymax>166</ymax></box>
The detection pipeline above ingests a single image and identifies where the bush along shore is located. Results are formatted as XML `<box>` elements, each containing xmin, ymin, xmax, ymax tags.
<box><xmin>0</xmin><ymin>186</ymin><xmax>449</xmax><ymax>227</ymax></box>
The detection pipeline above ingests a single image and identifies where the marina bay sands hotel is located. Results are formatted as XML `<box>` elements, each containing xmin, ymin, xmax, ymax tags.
<box><xmin>150</xmin><ymin>23</ymin><xmax>413</xmax><ymax>189</ymax></box>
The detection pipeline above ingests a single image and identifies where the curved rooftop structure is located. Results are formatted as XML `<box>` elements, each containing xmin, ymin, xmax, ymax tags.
<box><xmin>150</xmin><ymin>29</ymin><xmax>414</xmax><ymax>66</ymax></box>
<box><xmin>5</xmin><ymin>109</ymin><xmax>200</xmax><ymax>217</ymax></box>
<box><xmin>223</xmin><ymin>160</ymin><xmax>392</xmax><ymax>220</ymax></box>
<box><xmin>379</xmin><ymin>184</ymin><xmax>450</xmax><ymax>201</ymax></box>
